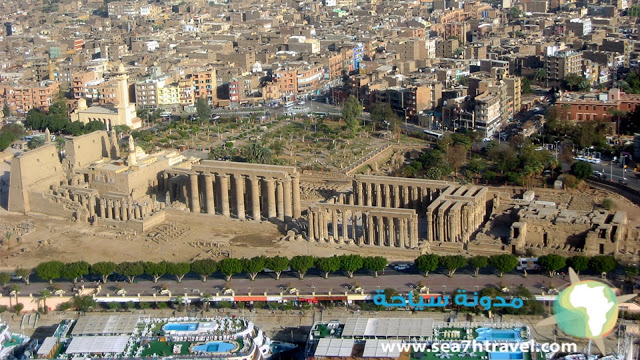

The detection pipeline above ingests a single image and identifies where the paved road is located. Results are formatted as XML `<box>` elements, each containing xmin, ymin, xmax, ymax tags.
<box><xmin>11</xmin><ymin>270</ymin><xmax>603</xmax><ymax>298</ymax></box>
<box><xmin>592</xmin><ymin>161</ymin><xmax>640</xmax><ymax>191</ymax></box>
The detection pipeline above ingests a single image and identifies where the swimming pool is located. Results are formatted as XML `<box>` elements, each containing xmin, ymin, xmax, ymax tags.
<box><xmin>475</xmin><ymin>328</ymin><xmax>522</xmax><ymax>341</ymax></box>
<box><xmin>192</xmin><ymin>341</ymin><xmax>236</xmax><ymax>353</ymax></box>
<box><xmin>163</xmin><ymin>323</ymin><xmax>198</xmax><ymax>332</ymax></box>
<box><xmin>489</xmin><ymin>352</ymin><xmax>524</xmax><ymax>360</ymax></box>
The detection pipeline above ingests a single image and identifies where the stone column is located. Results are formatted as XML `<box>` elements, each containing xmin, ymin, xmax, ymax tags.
<box><xmin>356</xmin><ymin>181</ymin><xmax>364</xmax><ymax>205</ymax></box>
<box><xmin>342</xmin><ymin>210</ymin><xmax>350</xmax><ymax>242</ymax></box>
<box><xmin>399</xmin><ymin>218</ymin><xmax>407</xmax><ymax>248</ymax></box>
<box><xmin>375</xmin><ymin>184</ymin><xmax>382</xmax><ymax>207</ymax></box>
<box><xmin>88</xmin><ymin>197</ymin><xmax>96</xmax><ymax>218</ymax></box>
<box><xmin>265</xmin><ymin>178</ymin><xmax>276</xmax><ymax>220</ymax></box>
<box><xmin>384</xmin><ymin>185</ymin><xmax>391</xmax><ymax>208</ymax></box>
<box><xmin>332</xmin><ymin>209</ymin><xmax>339</xmax><ymax>242</ymax></box>
<box><xmin>218</xmin><ymin>174</ymin><xmax>230</xmax><ymax>217</ymax></box>
<box><xmin>388</xmin><ymin>217</ymin><xmax>395</xmax><ymax>247</ymax></box>
<box><xmin>317</xmin><ymin>211</ymin><xmax>325</xmax><ymax>241</ymax></box>
<box><xmin>308</xmin><ymin>211</ymin><xmax>315</xmax><ymax>241</ymax></box>
<box><xmin>114</xmin><ymin>200</ymin><xmax>121</xmax><ymax>221</ymax></box>
<box><xmin>313</xmin><ymin>208</ymin><xmax>320</xmax><ymax>241</ymax></box>
<box><xmin>393</xmin><ymin>185</ymin><xmax>400</xmax><ymax>208</ymax></box>
<box><xmin>204</xmin><ymin>174</ymin><xmax>215</xmax><ymax>215</ymax></box>
<box><xmin>249</xmin><ymin>176</ymin><xmax>260</xmax><ymax>221</ymax></box>
<box><xmin>367</xmin><ymin>214</ymin><xmax>375</xmax><ymax>245</ymax></box>
<box><xmin>189</xmin><ymin>173</ymin><xmax>200</xmax><ymax>213</ymax></box>
<box><xmin>283</xmin><ymin>178</ymin><xmax>292</xmax><ymax>221</ymax></box>
<box><xmin>402</xmin><ymin>186</ymin><xmax>409</xmax><ymax>208</ymax></box>
<box><xmin>410</xmin><ymin>215</ymin><xmax>419</xmax><ymax>248</ymax></box>
<box><xmin>376</xmin><ymin>216</ymin><xmax>385</xmax><ymax>246</ymax></box>
<box><xmin>292</xmin><ymin>175</ymin><xmax>301</xmax><ymax>219</ymax></box>
<box><xmin>276</xmin><ymin>180</ymin><xmax>285</xmax><ymax>221</ymax></box>
<box><xmin>162</xmin><ymin>173</ymin><xmax>169</xmax><ymax>193</ymax></box>
<box><xmin>104</xmin><ymin>199</ymin><xmax>110</xmax><ymax>219</ymax></box>
<box><xmin>365</xmin><ymin>183</ymin><xmax>372</xmax><ymax>206</ymax></box>
<box><xmin>127</xmin><ymin>200</ymin><xmax>133</xmax><ymax>220</ymax></box>
<box><xmin>322</xmin><ymin>210</ymin><xmax>329</xmax><ymax>242</ymax></box>
<box><xmin>121</xmin><ymin>201</ymin><xmax>128</xmax><ymax>221</ymax></box>
<box><xmin>234</xmin><ymin>174</ymin><xmax>246</xmax><ymax>220</ymax></box>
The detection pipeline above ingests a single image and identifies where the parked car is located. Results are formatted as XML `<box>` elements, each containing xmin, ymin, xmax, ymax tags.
<box><xmin>393</xmin><ymin>264</ymin><xmax>411</xmax><ymax>271</ymax></box>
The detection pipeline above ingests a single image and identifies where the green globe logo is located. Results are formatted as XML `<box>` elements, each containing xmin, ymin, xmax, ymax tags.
<box><xmin>554</xmin><ymin>280</ymin><xmax>618</xmax><ymax>339</ymax></box>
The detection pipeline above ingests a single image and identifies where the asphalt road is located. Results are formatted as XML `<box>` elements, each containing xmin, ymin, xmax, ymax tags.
<box><xmin>591</xmin><ymin>161</ymin><xmax>640</xmax><ymax>191</ymax></box>
<box><xmin>11</xmin><ymin>269</ymin><xmax>606</xmax><ymax>298</ymax></box>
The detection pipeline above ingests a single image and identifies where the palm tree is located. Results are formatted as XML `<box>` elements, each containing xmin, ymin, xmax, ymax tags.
<box><xmin>39</xmin><ymin>289</ymin><xmax>52</xmax><ymax>312</ymax></box>
<box><xmin>4</xmin><ymin>232</ymin><xmax>11</xmax><ymax>251</ymax></box>
<box><xmin>10</xmin><ymin>284</ymin><xmax>20</xmax><ymax>307</ymax></box>
<box><xmin>201</xmin><ymin>294</ymin><xmax>212</xmax><ymax>311</ymax></box>
<box><xmin>534</xmin><ymin>68</ymin><xmax>547</xmax><ymax>82</ymax></box>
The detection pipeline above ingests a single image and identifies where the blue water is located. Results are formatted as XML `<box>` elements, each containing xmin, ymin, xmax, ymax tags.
<box><xmin>475</xmin><ymin>328</ymin><xmax>521</xmax><ymax>341</ymax></box>
<box><xmin>192</xmin><ymin>341</ymin><xmax>235</xmax><ymax>353</ymax></box>
<box><xmin>489</xmin><ymin>352</ymin><xmax>524</xmax><ymax>360</ymax></box>
<box><xmin>163</xmin><ymin>323</ymin><xmax>198</xmax><ymax>332</ymax></box>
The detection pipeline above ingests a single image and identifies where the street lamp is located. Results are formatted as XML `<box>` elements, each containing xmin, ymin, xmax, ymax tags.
<box><xmin>248</xmin><ymin>287</ymin><xmax>251</xmax><ymax>295</ymax></box>
<box><xmin>442</xmin><ymin>285</ymin><xmax>446</xmax><ymax>294</ymax></box>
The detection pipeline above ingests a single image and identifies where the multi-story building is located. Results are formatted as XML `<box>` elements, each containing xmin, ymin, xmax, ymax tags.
<box><xmin>555</xmin><ymin>88</ymin><xmax>640</xmax><ymax>128</ymax></box>
<box><xmin>436</xmin><ymin>38</ymin><xmax>460</xmax><ymax>58</ymax></box>
<box><xmin>474</xmin><ymin>91</ymin><xmax>502</xmax><ymax>138</ymax></box>
<box><xmin>85</xmin><ymin>79</ymin><xmax>118</xmax><ymax>106</ymax></box>
<box><xmin>296</xmin><ymin>64</ymin><xmax>324</xmax><ymax>96</ymax></box>
<box><xmin>73</xmin><ymin>71</ymin><xmax>103</xmax><ymax>100</ymax></box>
<box><xmin>0</xmin><ymin>80</ymin><xmax>60</xmax><ymax>114</ymax></box>
<box><xmin>567</xmin><ymin>18</ymin><xmax>592</xmax><ymax>37</ymax></box>
<box><xmin>192</xmin><ymin>68</ymin><xmax>218</xmax><ymax>105</ymax></box>
<box><xmin>273</xmin><ymin>67</ymin><xmax>298</xmax><ymax>101</ymax></box>
<box><xmin>545</xmin><ymin>50</ymin><xmax>583</xmax><ymax>87</ymax></box>
<box><xmin>504</xmin><ymin>76</ymin><xmax>522</xmax><ymax>115</ymax></box>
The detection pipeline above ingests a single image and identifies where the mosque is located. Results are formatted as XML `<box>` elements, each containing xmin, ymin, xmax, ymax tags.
<box><xmin>70</xmin><ymin>63</ymin><xmax>142</xmax><ymax>130</ymax></box>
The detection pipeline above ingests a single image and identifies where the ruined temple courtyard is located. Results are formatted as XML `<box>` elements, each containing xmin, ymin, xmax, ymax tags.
<box><xmin>1</xmin><ymin>130</ymin><xmax>640</xmax><ymax>269</ymax></box>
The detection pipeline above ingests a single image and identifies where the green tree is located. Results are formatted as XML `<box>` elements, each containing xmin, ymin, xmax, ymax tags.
<box><xmin>73</xmin><ymin>295</ymin><xmax>97</xmax><ymax>312</ymax></box>
<box><xmin>316</xmin><ymin>256</ymin><xmax>341</xmax><ymax>279</ymax></box>
<box><xmin>144</xmin><ymin>261</ymin><xmax>168</xmax><ymax>283</ymax></box>
<box><xmin>415</xmin><ymin>254</ymin><xmax>440</xmax><ymax>276</ymax></box>
<box><xmin>439</xmin><ymin>255</ymin><xmax>467</xmax><ymax>277</ymax></box>
<box><xmin>521</xmin><ymin>77</ymin><xmax>532</xmax><ymax>94</ymax></box>
<box><xmin>243</xmin><ymin>142</ymin><xmax>273</xmax><ymax>164</ymax></box>
<box><xmin>36</xmin><ymin>261</ymin><xmax>64</xmax><ymax>284</ymax></box>
<box><xmin>218</xmin><ymin>258</ymin><xmax>243</xmax><ymax>281</ymax></box>
<box><xmin>508</xmin><ymin>7</ymin><xmax>522</xmax><ymax>19</ymax></box>
<box><xmin>0</xmin><ymin>273</ymin><xmax>10</xmax><ymax>287</ymax></box>
<box><xmin>339</xmin><ymin>254</ymin><xmax>364</xmax><ymax>278</ymax></box>
<box><xmin>0</xmin><ymin>133</ymin><xmax>14</xmax><ymax>151</ymax></box>
<box><xmin>116</xmin><ymin>262</ymin><xmax>145</xmax><ymax>283</ymax></box>
<box><xmin>534</xmin><ymin>68</ymin><xmax>547</xmax><ymax>82</ymax></box>
<box><xmin>62</xmin><ymin>261</ymin><xmax>90</xmax><ymax>283</ymax></box>
<box><xmin>241</xmin><ymin>256</ymin><xmax>266</xmax><ymax>281</ymax></box>
<box><xmin>166</xmin><ymin>262</ymin><xmax>190</xmax><ymax>283</ymax></box>
<box><xmin>14</xmin><ymin>268</ymin><xmax>31</xmax><ymax>285</ymax></box>
<box><xmin>538</xmin><ymin>254</ymin><xmax>566</xmax><ymax>276</ymax></box>
<box><xmin>363</xmin><ymin>256</ymin><xmax>387</xmax><ymax>277</ymax></box>
<box><xmin>2</xmin><ymin>105</ymin><xmax>10</xmax><ymax>117</ymax></box>
<box><xmin>572</xmin><ymin>161</ymin><xmax>592</xmax><ymax>180</ymax></box>
<box><xmin>342</xmin><ymin>95</ymin><xmax>362</xmax><ymax>134</ymax></box>
<box><xmin>195</xmin><ymin>97</ymin><xmax>212</xmax><ymax>124</ymax></box>
<box><xmin>14</xmin><ymin>303</ymin><xmax>23</xmax><ymax>314</ymax></box>
<box><xmin>191</xmin><ymin>259</ymin><xmax>217</xmax><ymax>282</ymax></box>
<box><xmin>488</xmin><ymin>254</ymin><xmax>518</xmax><ymax>277</ymax></box>
<box><xmin>265</xmin><ymin>256</ymin><xmax>289</xmax><ymax>280</ymax></box>
<box><xmin>290</xmin><ymin>255</ymin><xmax>314</xmax><ymax>279</ymax></box>
<box><xmin>566</xmin><ymin>255</ymin><xmax>589</xmax><ymax>275</ymax></box>
<box><xmin>28</xmin><ymin>136</ymin><xmax>45</xmax><ymax>149</ymax></box>
<box><xmin>589</xmin><ymin>255</ymin><xmax>617</xmax><ymax>274</ymax></box>
<box><xmin>469</xmin><ymin>256</ymin><xmax>488</xmax><ymax>277</ymax></box>
<box><xmin>39</xmin><ymin>289</ymin><xmax>52</xmax><ymax>312</ymax></box>
<box><xmin>91</xmin><ymin>262</ymin><xmax>116</xmax><ymax>283</ymax></box>
<box><xmin>564</xmin><ymin>73</ymin><xmax>590</xmax><ymax>91</ymax></box>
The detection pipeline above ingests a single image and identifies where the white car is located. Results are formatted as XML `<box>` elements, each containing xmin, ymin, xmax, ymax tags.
<box><xmin>393</xmin><ymin>264</ymin><xmax>410</xmax><ymax>271</ymax></box>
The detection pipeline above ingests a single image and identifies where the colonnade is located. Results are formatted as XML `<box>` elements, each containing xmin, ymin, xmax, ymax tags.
<box><xmin>425</xmin><ymin>186</ymin><xmax>488</xmax><ymax>243</ymax></box>
<box><xmin>353</xmin><ymin>175</ymin><xmax>450</xmax><ymax>210</ymax></box>
<box><xmin>54</xmin><ymin>186</ymin><xmax>158</xmax><ymax>222</ymax></box>
<box><xmin>307</xmin><ymin>204</ymin><xmax>419</xmax><ymax>249</ymax></box>
<box><xmin>164</xmin><ymin>171</ymin><xmax>301</xmax><ymax>222</ymax></box>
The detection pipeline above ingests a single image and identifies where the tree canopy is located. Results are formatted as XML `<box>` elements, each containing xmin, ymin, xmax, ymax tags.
<box><xmin>191</xmin><ymin>259</ymin><xmax>217</xmax><ymax>281</ymax></box>
<box><xmin>36</xmin><ymin>261</ymin><xmax>65</xmax><ymax>284</ymax></box>
<box><xmin>315</xmin><ymin>256</ymin><xmax>341</xmax><ymax>278</ymax></box>
<box><xmin>538</xmin><ymin>254</ymin><xmax>566</xmax><ymax>276</ymax></box>
<box><xmin>415</xmin><ymin>254</ymin><xmax>440</xmax><ymax>276</ymax></box>
<box><xmin>339</xmin><ymin>254</ymin><xmax>364</xmax><ymax>278</ymax></box>
<box><xmin>218</xmin><ymin>258</ymin><xmax>243</xmax><ymax>281</ymax></box>
<box><xmin>290</xmin><ymin>255</ymin><xmax>314</xmax><ymax>279</ymax></box>
<box><xmin>488</xmin><ymin>254</ymin><xmax>518</xmax><ymax>277</ymax></box>
<box><xmin>265</xmin><ymin>256</ymin><xmax>289</xmax><ymax>280</ymax></box>
<box><xmin>363</xmin><ymin>256</ymin><xmax>387</xmax><ymax>277</ymax></box>
<box><xmin>91</xmin><ymin>262</ymin><xmax>116</xmax><ymax>283</ymax></box>
<box><xmin>342</xmin><ymin>95</ymin><xmax>362</xmax><ymax>134</ymax></box>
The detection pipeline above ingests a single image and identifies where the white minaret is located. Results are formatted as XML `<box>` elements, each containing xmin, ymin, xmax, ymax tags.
<box><xmin>127</xmin><ymin>135</ymin><xmax>137</xmax><ymax>166</ymax></box>
<box><xmin>115</xmin><ymin>63</ymin><xmax>130</xmax><ymax>110</ymax></box>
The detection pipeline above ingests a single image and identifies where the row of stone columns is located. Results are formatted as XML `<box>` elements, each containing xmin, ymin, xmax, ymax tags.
<box><xmin>307</xmin><ymin>208</ymin><xmax>419</xmax><ymax>249</ymax></box>
<box><xmin>426</xmin><ymin>201</ymin><xmax>478</xmax><ymax>243</ymax></box>
<box><xmin>354</xmin><ymin>180</ymin><xmax>441</xmax><ymax>210</ymax></box>
<box><xmin>167</xmin><ymin>172</ymin><xmax>301</xmax><ymax>221</ymax></box>
<box><xmin>97</xmin><ymin>197</ymin><xmax>152</xmax><ymax>221</ymax></box>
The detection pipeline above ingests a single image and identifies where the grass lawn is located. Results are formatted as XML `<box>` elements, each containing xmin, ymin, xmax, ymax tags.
<box><xmin>140</xmin><ymin>341</ymin><xmax>192</xmax><ymax>356</ymax></box>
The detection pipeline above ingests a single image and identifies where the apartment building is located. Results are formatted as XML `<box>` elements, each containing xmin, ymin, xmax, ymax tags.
<box><xmin>436</xmin><ymin>38</ymin><xmax>460</xmax><ymax>58</ymax></box>
<box><xmin>555</xmin><ymin>88</ymin><xmax>640</xmax><ymax>127</ymax></box>
<box><xmin>72</xmin><ymin>71</ymin><xmax>102</xmax><ymax>100</ymax></box>
<box><xmin>474</xmin><ymin>91</ymin><xmax>502</xmax><ymax>138</ymax></box>
<box><xmin>545</xmin><ymin>50</ymin><xmax>583</xmax><ymax>87</ymax></box>
<box><xmin>192</xmin><ymin>68</ymin><xmax>218</xmax><ymax>105</ymax></box>
<box><xmin>0</xmin><ymin>80</ymin><xmax>60</xmax><ymax>114</ymax></box>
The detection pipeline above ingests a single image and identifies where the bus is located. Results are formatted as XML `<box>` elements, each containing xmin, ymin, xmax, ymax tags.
<box><xmin>423</xmin><ymin>129</ymin><xmax>444</xmax><ymax>140</ymax></box>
